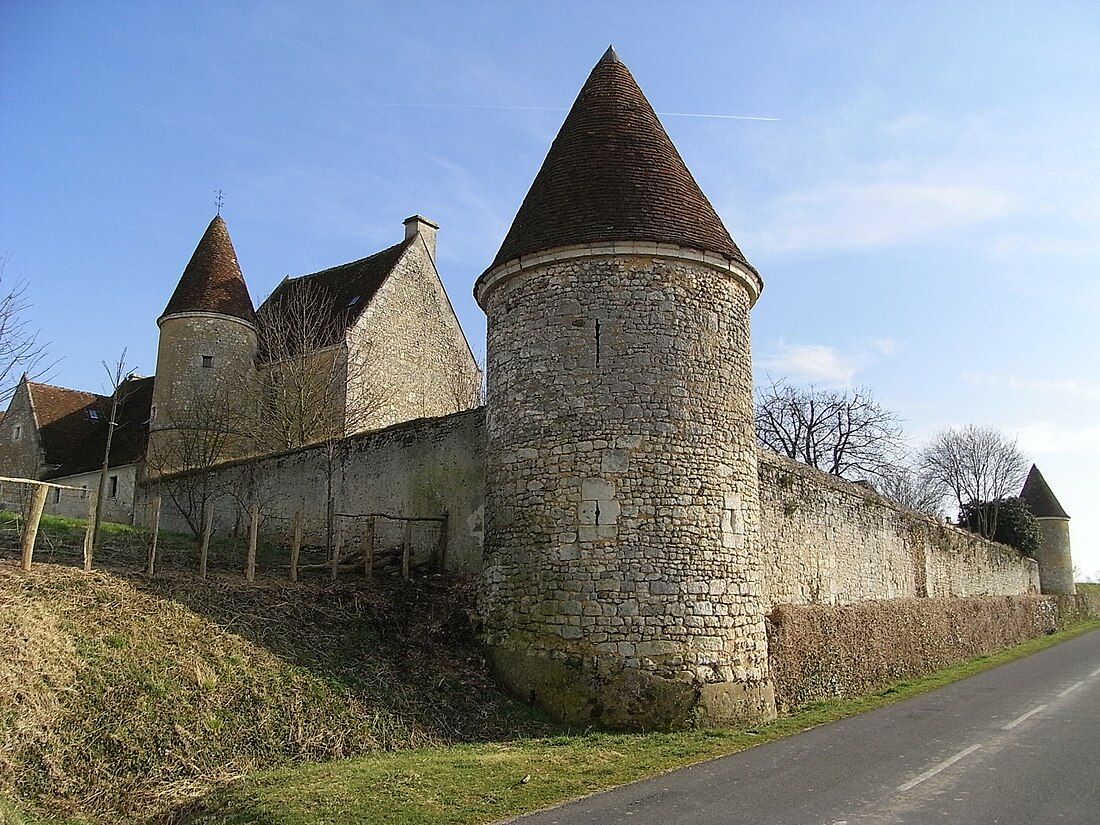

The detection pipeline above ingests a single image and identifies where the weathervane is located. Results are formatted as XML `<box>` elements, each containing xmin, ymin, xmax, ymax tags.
<box><xmin>215</xmin><ymin>189</ymin><xmax>225</xmax><ymax>215</ymax></box>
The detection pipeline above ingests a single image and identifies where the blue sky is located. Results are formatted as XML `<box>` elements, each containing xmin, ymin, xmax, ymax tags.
<box><xmin>2</xmin><ymin>1</ymin><xmax>1098</xmax><ymax>575</ymax></box>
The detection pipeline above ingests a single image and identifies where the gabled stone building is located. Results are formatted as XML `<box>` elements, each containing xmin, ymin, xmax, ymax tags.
<box><xmin>0</xmin><ymin>212</ymin><xmax>481</xmax><ymax>516</ymax></box>
<box><xmin>0</xmin><ymin>375</ymin><xmax>152</xmax><ymax>522</ymax></box>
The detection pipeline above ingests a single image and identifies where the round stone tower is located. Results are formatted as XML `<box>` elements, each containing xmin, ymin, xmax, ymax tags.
<box><xmin>475</xmin><ymin>47</ymin><xmax>775</xmax><ymax>730</ymax></box>
<box><xmin>1020</xmin><ymin>464</ymin><xmax>1075</xmax><ymax>594</ymax></box>
<box><xmin>148</xmin><ymin>214</ymin><xmax>258</xmax><ymax>475</ymax></box>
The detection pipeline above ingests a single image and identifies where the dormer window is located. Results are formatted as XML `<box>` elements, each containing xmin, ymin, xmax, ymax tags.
<box><xmin>347</xmin><ymin>295</ymin><xmax>361</xmax><ymax>307</ymax></box>
<box><xmin>201</xmin><ymin>355</ymin><xmax>214</xmax><ymax>368</ymax></box>
<box><xmin>87</xmin><ymin>410</ymin><xmax>100</xmax><ymax>420</ymax></box>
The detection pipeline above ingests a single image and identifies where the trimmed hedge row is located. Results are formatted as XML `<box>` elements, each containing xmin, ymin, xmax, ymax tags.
<box><xmin>766</xmin><ymin>594</ymin><xmax>1094</xmax><ymax>711</ymax></box>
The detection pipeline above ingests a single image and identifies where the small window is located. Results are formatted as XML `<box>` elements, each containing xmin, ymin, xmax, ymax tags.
<box><xmin>150</xmin><ymin>404</ymin><xmax>157</xmax><ymax>422</ymax></box>
<box><xmin>12</xmin><ymin>424</ymin><xmax>21</xmax><ymax>440</ymax></box>
<box><xmin>54</xmin><ymin>487</ymin><xmax>62</xmax><ymax>504</ymax></box>
<box><xmin>87</xmin><ymin>410</ymin><xmax>100</xmax><ymax>420</ymax></box>
<box><xmin>79</xmin><ymin>486</ymin><xmax>88</xmax><ymax>500</ymax></box>
<box><xmin>201</xmin><ymin>355</ymin><xmax>214</xmax><ymax>368</ymax></box>
<box><xmin>107</xmin><ymin>475</ymin><xmax>119</xmax><ymax>499</ymax></box>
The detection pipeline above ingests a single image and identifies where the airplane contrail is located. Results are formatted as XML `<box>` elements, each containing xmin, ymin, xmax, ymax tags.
<box><xmin>361</xmin><ymin>102</ymin><xmax>779</xmax><ymax>121</ymax></box>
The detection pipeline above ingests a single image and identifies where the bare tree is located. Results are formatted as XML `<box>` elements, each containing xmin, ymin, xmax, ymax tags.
<box><xmin>876</xmin><ymin>464</ymin><xmax>945</xmax><ymax>517</ymax></box>
<box><xmin>240</xmin><ymin>283</ymin><xmax>386</xmax><ymax>557</ymax></box>
<box><xmin>754</xmin><ymin>379</ymin><xmax>906</xmax><ymax>482</ymax></box>
<box><xmin>917</xmin><ymin>424</ymin><xmax>1028</xmax><ymax>539</ymax></box>
<box><xmin>0</xmin><ymin>258</ymin><xmax>51</xmax><ymax>402</ymax></box>
<box><xmin>145</xmin><ymin>384</ymin><xmax>241</xmax><ymax>535</ymax></box>
<box><xmin>88</xmin><ymin>350</ymin><xmax>131</xmax><ymax>565</ymax></box>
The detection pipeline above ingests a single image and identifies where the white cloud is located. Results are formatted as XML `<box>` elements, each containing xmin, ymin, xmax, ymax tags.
<box><xmin>757</xmin><ymin>342</ymin><xmax>865</xmax><ymax>384</ymax></box>
<box><xmin>757</xmin><ymin>337</ymin><xmax>900</xmax><ymax>386</ymax></box>
<box><xmin>1012</xmin><ymin>422</ymin><xmax>1100</xmax><ymax>457</ymax></box>
<box><xmin>968</xmin><ymin>373</ymin><xmax>1100</xmax><ymax>402</ymax></box>
<box><xmin>744</xmin><ymin>181</ymin><xmax>1016</xmax><ymax>254</ymax></box>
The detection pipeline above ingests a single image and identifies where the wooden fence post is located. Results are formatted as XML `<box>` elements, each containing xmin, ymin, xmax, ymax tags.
<box><xmin>199</xmin><ymin>499</ymin><xmax>214</xmax><ymax>578</ymax></box>
<box><xmin>330</xmin><ymin>520</ymin><xmax>344</xmax><ymax>581</ymax></box>
<box><xmin>147</xmin><ymin>496</ymin><xmax>161</xmax><ymax>577</ymax></box>
<box><xmin>246</xmin><ymin>502</ymin><xmax>259</xmax><ymax>583</ymax></box>
<box><xmin>20</xmin><ymin>483</ymin><xmax>48</xmax><ymax>572</ymax></box>
<box><xmin>290</xmin><ymin>510</ymin><xmax>302</xmax><ymax>582</ymax></box>
<box><xmin>82</xmin><ymin>487</ymin><xmax>98</xmax><ymax>571</ymax></box>
<box><xmin>402</xmin><ymin>519</ymin><xmax>413</xmax><ymax>580</ymax></box>
<box><xmin>363</xmin><ymin>516</ymin><xmax>375</xmax><ymax>580</ymax></box>
<box><xmin>435</xmin><ymin>511</ymin><xmax>449</xmax><ymax>572</ymax></box>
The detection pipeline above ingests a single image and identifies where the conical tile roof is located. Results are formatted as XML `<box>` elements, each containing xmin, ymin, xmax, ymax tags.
<box><xmin>160</xmin><ymin>215</ymin><xmax>256</xmax><ymax>324</ymax></box>
<box><xmin>1020</xmin><ymin>464</ymin><xmax>1070</xmax><ymax>519</ymax></box>
<box><xmin>485</xmin><ymin>46</ymin><xmax>753</xmax><ymax>274</ymax></box>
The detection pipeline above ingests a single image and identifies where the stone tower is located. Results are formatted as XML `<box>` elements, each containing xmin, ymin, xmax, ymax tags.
<box><xmin>148</xmin><ymin>214</ymin><xmax>258</xmax><ymax>475</ymax></box>
<box><xmin>1020</xmin><ymin>464</ymin><xmax>1074</xmax><ymax>594</ymax></box>
<box><xmin>475</xmin><ymin>47</ymin><xmax>775</xmax><ymax>730</ymax></box>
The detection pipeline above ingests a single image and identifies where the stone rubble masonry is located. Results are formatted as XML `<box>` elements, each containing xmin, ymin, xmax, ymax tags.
<box><xmin>147</xmin><ymin>312</ymin><xmax>259</xmax><ymax>475</ymax></box>
<box><xmin>1034</xmin><ymin>517</ymin><xmax>1075</xmax><ymax>595</ymax></box>
<box><xmin>757</xmin><ymin>450</ymin><xmax>1039</xmax><ymax>610</ymax></box>
<box><xmin>476</xmin><ymin>248</ymin><xmax>776</xmax><ymax>731</ymax></box>
<box><xmin>139</xmin><ymin>408</ymin><xmax>486</xmax><ymax>573</ymax></box>
<box><xmin>348</xmin><ymin>236</ymin><xmax>482</xmax><ymax>431</ymax></box>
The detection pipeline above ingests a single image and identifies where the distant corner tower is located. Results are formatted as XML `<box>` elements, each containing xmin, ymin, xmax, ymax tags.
<box><xmin>475</xmin><ymin>47</ymin><xmax>774</xmax><ymax>729</ymax></box>
<box><xmin>148</xmin><ymin>214</ymin><xmax>258</xmax><ymax>476</ymax></box>
<box><xmin>1020</xmin><ymin>464</ymin><xmax>1074</xmax><ymax>595</ymax></box>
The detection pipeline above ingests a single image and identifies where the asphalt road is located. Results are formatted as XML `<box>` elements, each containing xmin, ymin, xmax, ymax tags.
<box><xmin>506</xmin><ymin>629</ymin><xmax>1100</xmax><ymax>825</ymax></box>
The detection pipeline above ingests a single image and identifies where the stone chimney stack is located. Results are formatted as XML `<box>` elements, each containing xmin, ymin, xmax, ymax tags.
<box><xmin>403</xmin><ymin>214</ymin><xmax>439</xmax><ymax>258</ymax></box>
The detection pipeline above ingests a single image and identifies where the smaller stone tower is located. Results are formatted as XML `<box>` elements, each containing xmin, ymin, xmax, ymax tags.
<box><xmin>148</xmin><ymin>215</ymin><xmax>258</xmax><ymax>475</ymax></box>
<box><xmin>1019</xmin><ymin>464</ymin><xmax>1074</xmax><ymax>594</ymax></box>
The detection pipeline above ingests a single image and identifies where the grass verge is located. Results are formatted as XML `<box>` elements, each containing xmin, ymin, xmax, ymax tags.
<box><xmin>183</xmin><ymin>618</ymin><xmax>1100</xmax><ymax>825</ymax></box>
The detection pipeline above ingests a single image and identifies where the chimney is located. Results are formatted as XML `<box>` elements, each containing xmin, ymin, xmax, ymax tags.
<box><xmin>403</xmin><ymin>215</ymin><xmax>439</xmax><ymax>258</ymax></box>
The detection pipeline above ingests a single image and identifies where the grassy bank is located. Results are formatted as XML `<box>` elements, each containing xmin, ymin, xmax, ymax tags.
<box><xmin>179</xmin><ymin>618</ymin><xmax>1100</xmax><ymax>825</ymax></box>
<box><xmin>0</xmin><ymin>549</ymin><xmax>553</xmax><ymax>823</ymax></box>
<box><xmin>4</xmin><ymin>512</ymin><xmax>1097</xmax><ymax>825</ymax></box>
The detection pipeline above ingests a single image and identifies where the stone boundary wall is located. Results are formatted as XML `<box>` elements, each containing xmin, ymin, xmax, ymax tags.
<box><xmin>137</xmin><ymin>408</ymin><xmax>486</xmax><ymax>573</ymax></box>
<box><xmin>767</xmin><ymin>595</ymin><xmax>1095</xmax><ymax>710</ymax></box>
<box><xmin>757</xmin><ymin>450</ymin><xmax>1039</xmax><ymax>611</ymax></box>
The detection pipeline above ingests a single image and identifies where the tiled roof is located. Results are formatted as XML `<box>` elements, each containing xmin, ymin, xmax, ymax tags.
<box><xmin>1020</xmin><ymin>464</ymin><xmax>1070</xmax><ymax>519</ymax></box>
<box><xmin>40</xmin><ymin>376</ymin><xmax>154</xmax><ymax>480</ymax></box>
<box><xmin>26</xmin><ymin>382</ymin><xmax>108</xmax><ymax>468</ymax></box>
<box><xmin>256</xmin><ymin>239</ymin><xmax>412</xmax><ymax>357</ymax></box>
<box><xmin>485</xmin><ymin>46</ymin><xmax>753</xmax><ymax>273</ymax></box>
<box><xmin>160</xmin><ymin>215</ymin><xmax>257</xmax><ymax>324</ymax></box>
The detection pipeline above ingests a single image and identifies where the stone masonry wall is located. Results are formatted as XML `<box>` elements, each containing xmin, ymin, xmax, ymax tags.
<box><xmin>44</xmin><ymin>465</ymin><xmax>137</xmax><ymax>524</ymax></box>
<box><xmin>0</xmin><ymin>382</ymin><xmax>43</xmax><ymax>480</ymax></box>
<box><xmin>139</xmin><ymin>408</ymin><xmax>486</xmax><ymax>573</ymax></box>
<box><xmin>757</xmin><ymin>449</ymin><xmax>1038</xmax><ymax>611</ymax></box>
<box><xmin>478</xmin><ymin>250</ymin><xmax>773</xmax><ymax>730</ymax></box>
<box><xmin>348</xmin><ymin>238</ymin><xmax>480</xmax><ymax>432</ymax></box>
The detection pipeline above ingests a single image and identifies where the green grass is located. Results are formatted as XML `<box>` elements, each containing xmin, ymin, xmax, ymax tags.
<box><xmin>0</xmin><ymin>508</ymin><xmax>320</xmax><ymax>580</ymax></box>
<box><xmin>185</xmin><ymin>618</ymin><xmax>1100</xmax><ymax>825</ymax></box>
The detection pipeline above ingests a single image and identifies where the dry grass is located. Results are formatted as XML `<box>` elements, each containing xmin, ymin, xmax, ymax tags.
<box><xmin>0</xmin><ymin>534</ymin><xmax>554</xmax><ymax>823</ymax></box>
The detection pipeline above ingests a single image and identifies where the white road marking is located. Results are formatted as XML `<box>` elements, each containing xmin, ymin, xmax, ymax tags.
<box><xmin>1003</xmin><ymin>704</ymin><xmax>1047</xmax><ymax>730</ymax></box>
<box><xmin>1059</xmin><ymin>681</ymin><xmax>1084</xmax><ymax>697</ymax></box>
<box><xmin>1089</xmin><ymin>667</ymin><xmax>1100</xmax><ymax>679</ymax></box>
<box><xmin>897</xmin><ymin>744</ymin><xmax>982</xmax><ymax>793</ymax></box>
